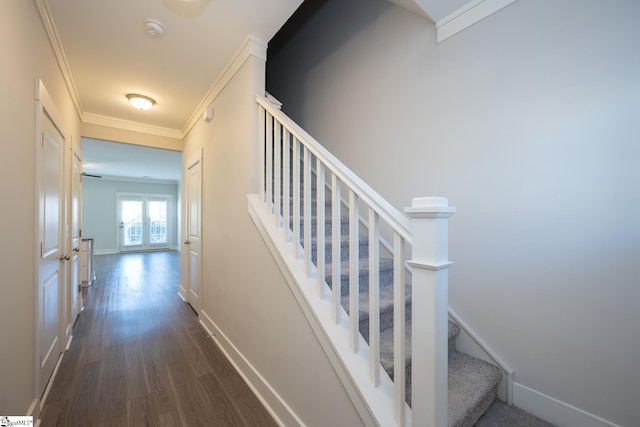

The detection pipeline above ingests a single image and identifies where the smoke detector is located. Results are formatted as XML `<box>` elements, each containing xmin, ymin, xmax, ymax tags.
<box><xmin>145</xmin><ymin>18</ymin><xmax>165</xmax><ymax>37</ymax></box>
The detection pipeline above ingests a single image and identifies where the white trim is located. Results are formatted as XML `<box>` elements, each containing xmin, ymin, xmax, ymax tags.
<box><xmin>39</xmin><ymin>353</ymin><xmax>63</xmax><ymax>412</ymax></box>
<box><xmin>93</xmin><ymin>249</ymin><xmax>117</xmax><ymax>255</ymax></box>
<box><xmin>248</xmin><ymin>193</ymin><xmax>394</xmax><ymax>427</ymax></box>
<box><xmin>82</xmin><ymin>112</ymin><xmax>183</xmax><ymax>139</ymax></box>
<box><xmin>65</xmin><ymin>332</ymin><xmax>73</xmax><ymax>350</ymax></box>
<box><xmin>181</xmin><ymin>35</ymin><xmax>267</xmax><ymax>137</ymax></box>
<box><xmin>448</xmin><ymin>309</ymin><xmax>514</xmax><ymax>404</ymax></box>
<box><xmin>177</xmin><ymin>288</ymin><xmax>187</xmax><ymax>302</ymax></box>
<box><xmin>116</xmin><ymin>192</ymin><xmax>174</xmax><ymax>253</ymax></box>
<box><xmin>84</xmin><ymin>175</ymin><xmax>179</xmax><ymax>185</ymax></box>
<box><xmin>436</xmin><ymin>0</ymin><xmax>517</xmax><ymax>42</ymax></box>
<box><xmin>35</xmin><ymin>0</ymin><xmax>83</xmax><ymax>119</ymax></box>
<box><xmin>199</xmin><ymin>310</ymin><xmax>306</xmax><ymax>427</ymax></box>
<box><xmin>513</xmin><ymin>382</ymin><xmax>622</xmax><ymax>427</ymax></box>
<box><xmin>36</xmin><ymin>0</ymin><xmax>266</xmax><ymax>140</ymax></box>
<box><xmin>27</xmin><ymin>399</ymin><xmax>38</xmax><ymax>416</ymax></box>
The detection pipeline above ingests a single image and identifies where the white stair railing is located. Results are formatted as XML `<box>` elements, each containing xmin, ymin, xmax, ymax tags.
<box><xmin>256</xmin><ymin>96</ymin><xmax>455</xmax><ymax>427</ymax></box>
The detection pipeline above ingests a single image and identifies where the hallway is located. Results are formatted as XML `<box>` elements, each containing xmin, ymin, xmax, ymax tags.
<box><xmin>40</xmin><ymin>251</ymin><xmax>278</xmax><ymax>427</ymax></box>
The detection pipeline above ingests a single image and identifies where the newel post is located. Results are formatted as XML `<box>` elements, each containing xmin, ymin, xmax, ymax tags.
<box><xmin>405</xmin><ymin>197</ymin><xmax>456</xmax><ymax>427</ymax></box>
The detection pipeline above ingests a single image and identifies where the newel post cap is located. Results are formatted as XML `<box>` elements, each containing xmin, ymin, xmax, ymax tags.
<box><xmin>405</xmin><ymin>197</ymin><xmax>456</xmax><ymax>217</ymax></box>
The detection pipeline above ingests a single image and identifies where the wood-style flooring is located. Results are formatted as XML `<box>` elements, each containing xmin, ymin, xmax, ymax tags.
<box><xmin>40</xmin><ymin>250</ymin><xmax>278</xmax><ymax>427</ymax></box>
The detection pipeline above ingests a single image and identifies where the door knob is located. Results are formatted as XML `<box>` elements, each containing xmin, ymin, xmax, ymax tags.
<box><xmin>184</xmin><ymin>240</ymin><xmax>191</xmax><ymax>245</ymax></box>
<box><xmin>73</xmin><ymin>247</ymin><xmax>80</xmax><ymax>252</ymax></box>
<box><xmin>60</xmin><ymin>254</ymin><xmax>70</xmax><ymax>262</ymax></box>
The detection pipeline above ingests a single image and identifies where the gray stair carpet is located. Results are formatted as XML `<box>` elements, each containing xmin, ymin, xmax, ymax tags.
<box><xmin>475</xmin><ymin>400</ymin><xmax>554</xmax><ymax>427</ymax></box>
<box><xmin>286</xmin><ymin>192</ymin><xmax>549</xmax><ymax>426</ymax></box>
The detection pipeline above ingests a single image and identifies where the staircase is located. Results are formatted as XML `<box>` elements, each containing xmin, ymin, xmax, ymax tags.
<box><xmin>304</xmin><ymin>187</ymin><xmax>502</xmax><ymax>426</ymax></box>
<box><xmin>251</xmin><ymin>96</ymin><xmax>552</xmax><ymax>426</ymax></box>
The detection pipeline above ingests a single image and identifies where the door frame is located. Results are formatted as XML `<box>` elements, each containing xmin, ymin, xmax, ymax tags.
<box><xmin>70</xmin><ymin>145</ymin><xmax>83</xmax><ymax>318</ymax></box>
<box><xmin>116</xmin><ymin>192</ymin><xmax>173</xmax><ymax>252</ymax></box>
<box><xmin>34</xmin><ymin>78</ymin><xmax>68</xmax><ymax>415</ymax></box>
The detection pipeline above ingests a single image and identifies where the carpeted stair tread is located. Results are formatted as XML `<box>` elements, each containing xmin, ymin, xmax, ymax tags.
<box><xmin>474</xmin><ymin>400</ymin><xmax>554</xmax><ymax>427</ymax></box>
<box><xmin>325</xmin><ymin>257</ymin><xmax>394</xmax><ymax>286</ymax></box>
<box><xmin>310</xmin><ymin>234</ymin><xmax>369</xmax><ymax>263</ymax></box>
<box><xmin>292</xmin><ymin>216</ymin><xmax>350</xmax><ymax>237</ymax></box>
<box><xmin>448</xmin><ymin>351</ymin><xmax>502</xmax><ymax>427</ymax></box>
<box><xmin>380</xmin><ymin>320</ymin><xmax>461</xmax><ymax>379</ymax></box>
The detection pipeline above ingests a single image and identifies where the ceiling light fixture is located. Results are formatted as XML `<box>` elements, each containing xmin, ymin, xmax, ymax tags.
<box><xmin>144</xmin><ymin>18</ymin><xmax>165</xmax><ymax>37</ymax></box>
<box><xmin>127</xmin><ymin>94</ymin><xmax>156</xmax><ymax>111</ymax></box>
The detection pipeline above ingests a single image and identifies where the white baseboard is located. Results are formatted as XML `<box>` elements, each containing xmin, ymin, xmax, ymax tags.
<box><xmin>448</xmin><ymin>310</ymin><xmax>513</xmax><ymax>404</ymax></box>
<box><xmin>27</xmin><ymin>398</ymin><xmax>38</xmax><ymax>416</ymax></box>
<box><xmin>177</xmin><ymin>285</ymin><xmax>187</xmax><ymax>302</ymax></box>
<box><xmin>65</xmin><ymin>334</ymin><xmax>73</xmax><ymax>351</ymax></box>
<box><xmin>513</xmin><ymin>382</ymin><xmax>621</xmax><ymax>427</ymax></box>
<box><xmin>94</xmin><ymin>249</ymin><xmax>117</xmax><ymax>255</ymax></box>
<box><xmin>198</xmin><ymin>309</ymin><xmax>305</xmax><ymax>427</ymax></box>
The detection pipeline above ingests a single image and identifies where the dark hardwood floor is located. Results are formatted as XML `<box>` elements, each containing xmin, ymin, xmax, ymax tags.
<box><xmin>40</xmin><ymin>250</ymin><xmax>278</xmax><ymax>427</ymax></box>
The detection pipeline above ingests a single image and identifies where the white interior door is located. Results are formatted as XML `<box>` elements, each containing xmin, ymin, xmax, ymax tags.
<box><xmin>36</xmin><ymin>81</ymin><xmax>66</xmax><ymax>398</ymax></box>
<box><xmin>185</xmin><ymin>151</ymin><xmax>202</xmax><ymax>313</ymax></box>
<box><xmin>71</xmin><ymin>148</ymin><xmax>82</xmax><ymax>317</ymax></box>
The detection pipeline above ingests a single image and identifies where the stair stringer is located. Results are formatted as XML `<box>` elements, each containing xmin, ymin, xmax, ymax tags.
<box><xmin>249</xmin><ymin>193</ymin><xmax>405</xmax><ymax>427</ymax></box>
<box><xmin>448</xmin><ymin>310</ymin><xmax>514</xmax><ymax>405</ymax></box>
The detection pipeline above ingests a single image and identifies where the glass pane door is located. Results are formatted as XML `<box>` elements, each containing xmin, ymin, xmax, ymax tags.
<box><xmin>121</xmin><ymin>199</ymin><xmax>144</xmax><ymax>250</ymax></box>
<box><xmin>148</xmin><ymin>199</ymin><xmax>168</xmax><ymax>246</ymax></box>
<box><xmin>118</xmin><ymin>194</ymin><xmax>171</xmax><ymax>252</ymax></box>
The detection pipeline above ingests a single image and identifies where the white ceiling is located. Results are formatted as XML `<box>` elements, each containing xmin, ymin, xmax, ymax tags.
<box><xmin>82</xmin><ymin>138</ymin><xmax>182</xmax><ymax>182</ymax></box>
<box><xmin>46</xmin><ymin>0</ymin><xmax>303</xmax><ymax>134</ymax></box>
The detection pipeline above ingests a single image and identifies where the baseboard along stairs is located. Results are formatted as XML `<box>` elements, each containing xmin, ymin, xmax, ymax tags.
<box><xmin>252</xmin><ymin>96</ymin><xmax>552</xmax><ymax>427</ymax></box>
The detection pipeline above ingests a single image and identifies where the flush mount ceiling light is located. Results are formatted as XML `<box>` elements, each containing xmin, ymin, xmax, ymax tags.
<box><xmin>144</xmin><ymin>18</ymin><xmax>165</xmax><ymax>37</ymax></box>
<box><xmin>127</xmin><ymin>94</ymin><xmax>156</xmax><ymax>111</ymax></box>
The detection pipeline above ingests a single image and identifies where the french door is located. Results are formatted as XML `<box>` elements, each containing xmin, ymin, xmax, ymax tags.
<box><xmin>118</xmin><ymin>193</ymin><xmax>171</xmax><ymax>252</ymax></box>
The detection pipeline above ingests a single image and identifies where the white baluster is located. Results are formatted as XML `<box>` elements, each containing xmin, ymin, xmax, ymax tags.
<box><xmin>368</xmin><ymin>208</ymin><xmax>380</xmax><ymax>386</ymax></box>
<box><xmin>292</xmin><ymin>138</ymin><xmax>301</xmax><ymax>259</ymax></box>
<box><xmin>274</xmin><ymin>121</ymin><xmax>282</xmax><ymax>228</ymax></box>
<box><xmin>331</xmin><ymin>174</ymin><xmax>342</xmax><ymax>324</ymax></box>
<box><xmin>393</xmin><ymin>232</ymin><xmax>406</xmax><ymax>426</ymax></box>
<box><xmin>303</xmin><ymin>147</ymin><xmax>313</xmax><ymax>277</ymax></box>
<box><xmin>349</xmin><ymin>190</ymin><xmax>359</xmax><ymax>352</ymax></box>
<box><xmin>316</xmin><ymin>160</ymin><xmax>326</xmax><ymax>298</ymax></box>
<box><xmin>283</xmin><ymin>129</ymin><xmax>291</xmax><ymax>242</ymax></box>
<box><xmin>405</xmin><ymin>197</ymin><xmax>456</xmax><ymax>427</ymax></box>
<box><xmin>258</xmin><ymin>105</ymin><xmax>266</xmax><ymax>204</ymax></box>
<box><xmin>265</xmin><ymin>113</ymin><xmax>274</xmax><ymax>215</ymax></box>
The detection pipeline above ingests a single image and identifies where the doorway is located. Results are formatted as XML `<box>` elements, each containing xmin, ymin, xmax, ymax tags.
<box><xmin>118</xmin><ymin>193</ymin><xmax>172</xmax><ymax>252</ymax></box>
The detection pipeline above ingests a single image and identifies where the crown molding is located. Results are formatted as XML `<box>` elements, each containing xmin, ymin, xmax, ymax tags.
<box><xmin>37</xmin><ymin>1</ymin><xmax>267</xmax><ymax>141</ymax></box>
<box><xmin>35</xmin><ymin>0</ymin><xmax>84</xmax><ymax>119</ymax></box>
<box><xmin>436</xmin><ymin>0</ymin><xmax>517</xmax><ymax>42</ymax></box>
<box><xmin>85</xmin><ymin>175</ymin><xmax>179</xmax><ymax>185</ymax></box>
<box><xmin>181</xmin><ymin>34</ymin><xmax>268</xmax><ymax>137</ymax></box>
<box><xmin>82</xmin><ymin>112</ymin><xmax>184</xmax><ymax>139</ymax></box>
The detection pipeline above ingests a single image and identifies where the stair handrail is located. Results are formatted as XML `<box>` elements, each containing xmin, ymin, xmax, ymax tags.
<box><xmin>256</xmin><ymin>96</ymin><xmax>412</xmax><ymax>245</ymax></box>
<box><xmin>255</xmin><ymin>95</ymin><xmax>454</xmax><ymax>427</ymax></box>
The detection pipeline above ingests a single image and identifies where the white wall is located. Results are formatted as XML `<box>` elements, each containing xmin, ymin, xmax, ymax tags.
<box><xmin>0</xmin><ymin>1</ymin><xmax>82</xmax><ymax>415</ymax></box>
<box><xmin>267</xmin><ymin>0</ymin><xmax>640</xmax><ymax>426</ymax></box>
<box><xmin>181</xmin><ymin>39</ymin><xmax>366</xmax><ymax>426</ymax></box>
<box><xmin>82</xmin><ymin>178</ymin><xmax>179</xmax><ymax>253</ymax></box>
